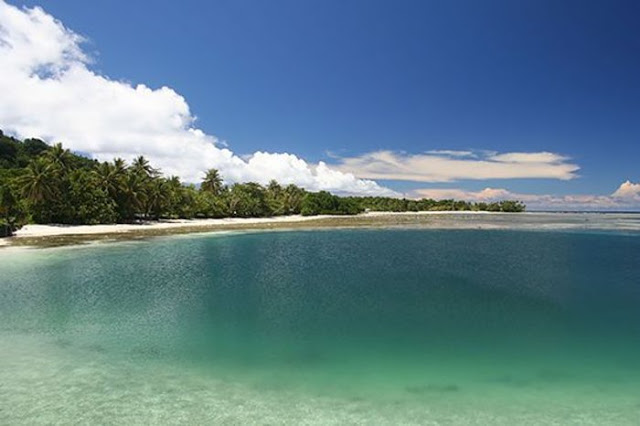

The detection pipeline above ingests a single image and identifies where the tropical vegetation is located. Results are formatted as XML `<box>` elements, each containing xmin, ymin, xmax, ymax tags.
<box><xmin>0</xmin><ymin>130</ymin><xmax>525</xmax><ymax>235</ymax></box>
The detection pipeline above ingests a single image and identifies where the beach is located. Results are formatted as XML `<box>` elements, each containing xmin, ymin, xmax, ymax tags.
<box><xmin>12</xmin><ymin>215</ymin><xmax>333</xmax><ymax>238</ymax></box>
<box><xmin>2</xmin><ymin>211</ymin><xmax>640</xmax><ymax>249</ymax></box>
<box><xmin>0</xmin><ymin>211</ymin><xmax>485</xmax><ymax>248</ymax></box>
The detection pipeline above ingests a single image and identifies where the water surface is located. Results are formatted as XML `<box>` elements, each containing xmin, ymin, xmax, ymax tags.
<box><xmin>1</xmin><ymin>226</ymin><xmax>640</xmax><ymax>424</ymax></box>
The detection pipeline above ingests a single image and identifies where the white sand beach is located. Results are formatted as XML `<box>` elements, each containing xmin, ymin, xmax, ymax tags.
<box><xmin>9</xmin><ymin>211</ymin><xmax>505</xmax><ymax>239</ymax></box>
<box><xmin>4</xmin><ymin>211</ymin><xmax>636</xmax><ymax>248</ymax></box>
<box><xmin>11</xmin><ymin>215</ymin><xmax>337</xmax><ymax>238</ymax></box>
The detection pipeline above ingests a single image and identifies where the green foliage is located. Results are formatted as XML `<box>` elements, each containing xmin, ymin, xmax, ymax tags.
<box><xmin>351</xmin><ymin>196</ymin><xmax>525</xmax><ymax>213</ymax></box>
<box><xmin>196</xmin><ymin>191</ymin><xmax>229</xmax><ymax>218</ymax></box>
<box><xmin>0</xmin><ymin>178</ymin><xmax>24</xmax><ymax>229</ymax></box>
<box><xmin>201</xmin><ymin>168</ymin><xmax>224</xmax><ymax>196</ymax></box>
<box><xmin>0</xmin><ymin>133</ymin><xmax>50</xmax><ymax>168</ymax></box>
<box><xmin>227</xmin><ymin>182</ymin><xmax>271</xmax><ymax>217</ymax></box>
<box><xmin>0</xmin><ymin>137</ymin><xmax>19</xmax><ymax>168</ymax></box>
<box><xmin>65</xmin><ymin>169</ymin><xmax>117</xmax><ymax>224</ymax></box>
<box><xmin>282</xmin><ymin>184</ymin><xmax>305</xmax><ymax>215</ymax></box>
<box><xmin>301</xmin><ymin>191</ymin><xmax>364</xmax><ymax>216</ymax></box>
<box><xmin>0</xmin><ymin>130</ymin><xmax>525</xmax><ymax>230</ymax></box>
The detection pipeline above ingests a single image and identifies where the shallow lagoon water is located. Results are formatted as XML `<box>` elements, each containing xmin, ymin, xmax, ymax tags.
<box><xmin>1</xmin><ymin>226</ymin><xmax>640</xmax><ymax>424</ymax></box>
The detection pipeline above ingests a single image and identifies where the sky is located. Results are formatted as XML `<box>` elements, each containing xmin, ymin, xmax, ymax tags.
<box><xmin>1</xmin><ymin>0</ymin><xmax>639</xmax><ymax>209</ymax></box>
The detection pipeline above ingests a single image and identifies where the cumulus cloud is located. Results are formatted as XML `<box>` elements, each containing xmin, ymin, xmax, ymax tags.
<box><xmin>411</xmin><ymin>181</ymin><xmax>640</xmax><ymax>210</ymax></box>
<box><xmin>612</xmin><ymin>180</ymin><xmax>640</xmax><ymax>200</ymax></box>
<box><xmin>0</xmin><ymin>1</ymin><xmax>398</xmax><ymax>196</ymax></box>
<box><xmin>334</xmin><ymin>150</ymin><xmax>579</xmax><ymax>183</ymax></box>
<box><xmin>1</xmin><ymin>0</ymin><xmax>630</xmax><ymax>210</ymax></box>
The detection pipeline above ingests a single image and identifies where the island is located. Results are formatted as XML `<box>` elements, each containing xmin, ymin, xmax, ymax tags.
<box><xmin>0</xmin><ymin>130</ymin><xmax>525</xmax><ymax>242</ymax></box>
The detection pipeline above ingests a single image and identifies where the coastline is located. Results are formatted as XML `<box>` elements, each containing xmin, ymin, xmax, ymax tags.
<box><xmin>0</xmin><ymin>211</ymin><xmax>504</xmax><ymax>248</ymax></box>
<box><xmin>12</xmin><ymin>215</ymin><xmax>335</xmax><ymax>238</ymax></box>
<box><xmin>1</xmin><ymin>211</ymin><xmax>638</xmax><ymax>249</ymax></box>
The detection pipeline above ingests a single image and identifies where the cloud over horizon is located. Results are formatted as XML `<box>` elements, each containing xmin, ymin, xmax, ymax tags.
<box><xmin>612</xmin><ymin>180</ymin><xmax>640</xmax><ymax>201</ymax></box>
<box><xmin>0</xmin><ymin>1</ymin><xmax>398</xmax><ymax>196</ymax></box>
<box><xmin>411</xmin><ymin>181</ymin><xmax>640</xmax><ymax>210</ymax></box>
<box><xmin>334</xmin><ymin>150</ymin><xmax>579</xmax><ymax>183</ymax></box>
<box><xmin>1</xmin><ymin>1</ymin><xmax>634</xmax><ymax>210</ymax></box>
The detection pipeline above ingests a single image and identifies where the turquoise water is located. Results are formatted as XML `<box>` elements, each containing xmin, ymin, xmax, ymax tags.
<box><xmin>1</xmin><ymin>228</ymin><xmax>640</xmax><ymax>424</ymax></box>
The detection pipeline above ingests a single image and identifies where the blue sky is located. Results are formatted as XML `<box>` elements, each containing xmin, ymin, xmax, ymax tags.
<box><xmin>2</xmin><ymin>0</ymin><xmax>640</xmax><ymax>208</ymax></box>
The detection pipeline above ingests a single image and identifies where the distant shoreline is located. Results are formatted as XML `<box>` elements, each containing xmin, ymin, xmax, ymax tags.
<box><xmin>0</xmin><ymin>211</ymin><xmax>528</xmax><ymax>248</ymax></box>
<box><xmin>1</xmin><ymin>210</ymin><xmax>639</xmax><ymax>250</ymax></box>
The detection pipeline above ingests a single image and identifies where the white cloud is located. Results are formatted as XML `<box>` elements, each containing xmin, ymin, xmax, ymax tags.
<box><xmin>425</xmin><ymin>150</ymin><xmax>476</xmax><ymax>158</ymax></box>
<box><xmin>488</xmin><ymin>152</ymin><xmax>569</xmax><ymax>164</ymax></box>
<box><xmin>411</xmin><ymin>188</ymin><xmax>513</xmax><ymax>201</ymax></box>
<box><xmin>612</xmin><ymin>180</ymin><xmax>640</xmax><ymax>200</ymax></box>
<box><xmin>334</xmin><ymin>150</ymin><xmax>579</xmax><ymax>183</ymax></box>
<box><xmin>1</xmin><ymin>1</ymin><xmax>631</xmax><ymax>210</ymax></box>
<box><xmin>0</xmin><ymin>1</ymin><xmax>398</xmax><ymax>196</ymax></box>
<box><xmin>411</xmin><ymin>181</ymin><xmax>640</xmax><ymax>210</ymax></box>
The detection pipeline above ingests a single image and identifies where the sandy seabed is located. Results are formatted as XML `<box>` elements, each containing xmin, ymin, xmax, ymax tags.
<box><xmin>0</xmin><ymin>212</ymin><xmax>492</xmax><ymax>247</ymax></box>
<box><xmin>1</xmin><ymin>211</ymin><xmax>639</xmax><ymax>249</ymax></box>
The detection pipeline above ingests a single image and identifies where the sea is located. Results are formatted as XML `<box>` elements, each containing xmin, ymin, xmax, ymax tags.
<box><xmin>1</xmin><ymin>213</ymin><xmax>640</xmax><ymax>424</ymax></box>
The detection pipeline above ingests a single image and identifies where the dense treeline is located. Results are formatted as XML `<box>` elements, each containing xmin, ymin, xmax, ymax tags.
<box><xmin>0</xmin><ymin>131</ymin><xmax>524</xmax><ymax>234</ymax></box>
<box><xmin>344</xmin><ymin>196</ymin><xmax>526</xmax><ymax>214</ymax></box>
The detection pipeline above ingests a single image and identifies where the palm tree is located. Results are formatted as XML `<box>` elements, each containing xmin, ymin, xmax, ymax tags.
<box><xmin>167</xmin><ymin>175</ymin><xmax>182</xmax><ymax>188</ymax></box>
<box><xmin>120</xmin><ymin>172</ymin><xmax>147</xmax><ymax>221</ymax></box>
<box><xmin>131</xmin><ymin>155</ymin><xmax>158</xmax><ymax>179</ymax></box>
<box><xmin>93</xmin><ymin>161</ymin><xmax>125</xmax><ymax>199</ymax></box>
<box><xmin>266</xmin><ymin>179</ymin><xmax>284</xmax><ymax>215</ymax></box>
<box><xmin>113</xmin><ymin>157</ymin><xmax>127</xmax><ymax>174</ymax></box>
<box><xmin>201</xmin><ymin>168</ymin><xmax>223</xmax><ymax>195</ymax></box>
<box><xmin>17</xmin><ymin>158</ymin><xmax>57</xmax><ymax>203</ymax></box>
<box><xmin>45</xmin><ymin>143</ymin><xmax>71</xmax><ymax>173</ymax></box>
<box><xmin>283</xmin><ymin>184</ymin><xmax>305</xmax><ymax>214</ymax></box>
<box><xmin>146</xmin><ymin>179</ymin><xmax>169</xmax><ymax>219</ymax></box>
<box><xmin>163</xmin><ymin>176</ymin><xmax>183</xmax><ymax>218</ymax></box>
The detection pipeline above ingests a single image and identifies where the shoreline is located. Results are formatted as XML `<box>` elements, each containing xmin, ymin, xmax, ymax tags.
<box><xmin>11</xmin><ymin>215</ymin><xmax>336</xmax><ymax>238</ymax></box>
<box><xmin>1</xmin><ymin>211</ymin><xmax>638</xmax><ymax>249</ymax></box>
<box><xmin>0</xmin><ymin>211</ymin><xmax>508</xmax><ymax>248</ymax></box>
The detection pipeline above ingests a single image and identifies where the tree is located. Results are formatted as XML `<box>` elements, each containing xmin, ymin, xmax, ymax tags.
<box><xmin>65</xmin><ymin>169</ymin><xmax>117</xmax><ymax>224</ymax></box>
<box><xmin>282</xmin><ymin>184</ymin><xmax>305</xmax><ymax>215</ymax></box>
<box><xmin>266</xmin><ymin>179</ymin><xmax>284</xmax><ymax>215</ymax></box>
<box><xmin>0</xmin><ymin>136</ymin><xmax>19</xmax><ymax>167</ymax></box>
<box><xmin>196</xmin><ymin>191</ymin><xmax>229</xmax><ymax>218</ymax></box>
<box><xmin>201</xmin><ymin>168</ymin><xmax>224</xmax><ymax>195</ymax></box>
<box><xmin>0</xmin><ymin>136</ymin><xmax>527</xmax><ymax>230</ymax></box>
<box><xmin>131</xmin><ymin>155</ymin><xmax>158</xmax><ymax>179</ymax></box>
<box><xmin>227</xmin><ymin>183</ymin><xmax>270</xmax><ymax>217</ymax></box>
<box><xmin>44</xmin><ymin>143</ymin><xmax>72</xmax><ymax>173</ymax></box>
<box><xmin>498</xmin><ymin>200</ymin><xmax>525</xmax><ymax>212</ymax></box>
<box><xmin>113</xmin><ymin>158</ymin><xmax>127</xmax><ymax>174</ymax></box>
<box><xmin>0</xmin><ymin>181</ymin><xmax>18</xmax><ymax>223</ymax></box>
<box><xmin>120</xmin><ymin>172</ymin><xmax>148</xmax><ymax>221</ymax></box>
<box><xmin>17</xmin><ymin>158</ymin><xmax>57</xmax><ymax>204</ymax></box>
<box><xmin>173</xmin><ymin>184</ymin><xmax>200</xmax><ymax>219</ymax></box>
<box><xmin>93</xmin><ymin>161</ymin><xmax>125</xmax><ymax>199</ymax></box>
<box><xmin>21</xmin><ymin>138</ymin><xmax>50</xmax><ymax>158</ymax></box>
<box><xmin>163</xmin><ymin>175</ymin><xmax>184</xmax><ymax>218</ymax></box>
<box><xmin>15</xmin><ymin>158</ymin><xmax>60</xmax><ymax>222</ymax></box>
<box><xmin>146</xmin><ymin>178</ymin><xmax>170</xmax><ymax>219</ymax></box>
